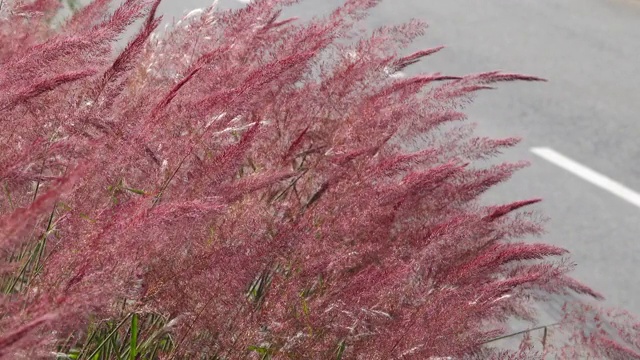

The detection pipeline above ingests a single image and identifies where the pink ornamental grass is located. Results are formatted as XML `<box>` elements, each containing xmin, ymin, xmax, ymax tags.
<box><xmin>0</xmin><ymin>0</ymin><xmax>639</xmax><ymax>358</ymax></box>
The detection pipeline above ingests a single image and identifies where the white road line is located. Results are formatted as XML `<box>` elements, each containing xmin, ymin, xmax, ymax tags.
<box><xmin>531</xmin><ymin>147</ymin><xmax>640</xmax><ymax>208</ymax></box>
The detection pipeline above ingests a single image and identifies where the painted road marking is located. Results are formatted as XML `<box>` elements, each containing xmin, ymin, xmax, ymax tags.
<box><xmin>531</xmin><ymin>147</ymin><xmax>640</xmax><ymax>208</ymax></box>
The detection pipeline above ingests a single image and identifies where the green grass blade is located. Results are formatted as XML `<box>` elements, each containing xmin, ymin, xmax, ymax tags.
<box><xmin>128</xmin><ymin>313</ymin><xmax>139</xmax><ymax>360</ymax></box>
<box><xmin>86</xmin><ymin>314</ymin><xmax>133</xmax><ymax>359</ymax></box>
<box><xmin>335</xmin><ymin>339</ymin><xmax>346</xmax><ymax>360</ymax></box>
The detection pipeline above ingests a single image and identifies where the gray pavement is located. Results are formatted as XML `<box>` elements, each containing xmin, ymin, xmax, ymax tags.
<box><xmin>369</xmin><ymin>0</ymin><xmax>640</xmax><ymax>315</ymax></box>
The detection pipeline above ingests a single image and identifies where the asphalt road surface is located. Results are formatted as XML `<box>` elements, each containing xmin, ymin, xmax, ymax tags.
<box><xmin>83</xmin><ymin>0</ymin><xmax>640</xmax><ymax>341</ymax></box>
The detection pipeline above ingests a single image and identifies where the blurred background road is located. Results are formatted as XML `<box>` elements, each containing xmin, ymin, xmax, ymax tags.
<box><xmin>98</xmin><ymin>0</ymin><xmax>640</xmax><ymax>334</ymax></box>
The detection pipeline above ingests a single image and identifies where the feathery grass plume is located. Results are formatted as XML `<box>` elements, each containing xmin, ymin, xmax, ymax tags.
<box><xmin>0</xmin><ymin>0</ymin><xmax>639</xmax><ymax>358</ymax></box>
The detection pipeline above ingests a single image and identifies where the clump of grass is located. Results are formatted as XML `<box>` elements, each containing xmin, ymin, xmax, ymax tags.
<box><xmin>54</xmin><ymin>312</ymin><xmax>173</xmax><ymax>360</ymax></box>
<box><xmin>1</xmin><ymin>0</ymin><xmax>639</xmax><ymax>359</ymax></box>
